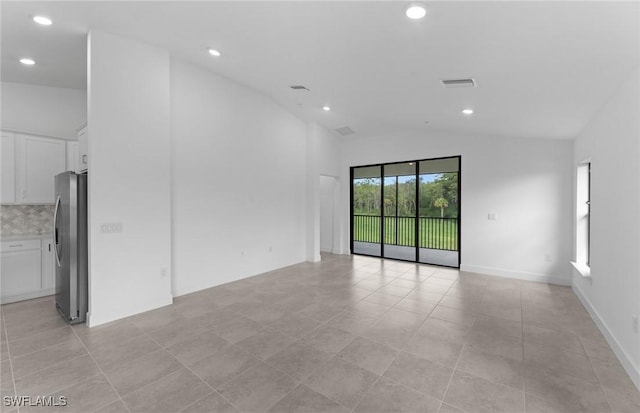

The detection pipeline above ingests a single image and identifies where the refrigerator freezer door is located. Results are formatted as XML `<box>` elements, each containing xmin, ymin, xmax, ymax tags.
<box><xmin>54</xmin><ymin>172</ymin><xmax>72</xmax><ymax>321</ymax></box>
<box><xmin>54</xmin><ymin>171</ymin><xmax>87</xmax><ymax>324</ymax></box>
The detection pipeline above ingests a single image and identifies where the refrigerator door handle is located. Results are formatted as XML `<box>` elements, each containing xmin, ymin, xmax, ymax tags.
<box><xmin>53</xmin><ymin>195</ymin><xmax>62</xmax><ymax>267</ymax></box>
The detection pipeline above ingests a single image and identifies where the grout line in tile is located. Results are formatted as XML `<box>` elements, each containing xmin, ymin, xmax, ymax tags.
<box><xmin>176</xmin><ymin>389</ymin><xmax>221</xmax><ymax>413</ymax></box>
<box><xmin>4</xmin><ymin>323</ymin><xmax>71</xmax><ymax>349</ymax></box>
<box><xmin>11</xmin><ymin>351</ymin><xmax>92</xmax><ymax>383</ymax></box>
<box><xmin>430</xmin><ymin>276</ymin><xmax>469</xmax><ymax>411</ymax></box>
<box><xmin>583</xmin><ymin>342</ymin><xmax>615</xmax><ymax>413</ymax></box>
<box><xmin>70</xmin><ymin>323</ymin><xmax>133</xmax><ymax>413</ymax></box>
<box><xmin>140</xmin><ymin>328</ymin><xmax>247</xmax><ymax>413</ymax></box>
<box><xmin>1</xmin><ymin>310</ymin><xmax>19</xmax><ymax>413</ymax></box>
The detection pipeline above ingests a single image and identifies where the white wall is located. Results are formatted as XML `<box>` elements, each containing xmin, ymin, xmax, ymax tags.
<box><xmin>87</xmin><ymin>31</ymin><xmax>172</xmax><ymax>326</ymax></box>
<box><xmin>315</xmin><ymin>124</ymin><xmax>342</xmax><ymax>177</ymax></box>
<box><xmin>572</xmin><ymin>69</ymin><xmax>640</xmax><ymax>388</ymax></box>
<box><xmin>170</xmin><ymin>58</ymin><xmax>308</xmax><ymax>296</ymax></box>
<box><xmin>306</xmin><ymin>123</ymin><xmax>321</xmax><ymax>262</ymax></box>
<box><xmin>340</xmin><ymin>130</ymin><xmax>574</xmax><ymax>284</ymax></box>
<box><xmin>1</xmin><ymin>82</ymin><xmax>86</xmax><ymax>139</ymax></box>
<box><xmin>320</xmin><ymin>175</ymin><xmax>336</xmax><ymax>252</ymax></box>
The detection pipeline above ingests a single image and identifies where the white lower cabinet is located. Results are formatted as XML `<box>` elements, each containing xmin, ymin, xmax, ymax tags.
<box><xmin>1</xmin><ymin>238</ymin><xmax>55</xmax><ymax>304</ymax></box>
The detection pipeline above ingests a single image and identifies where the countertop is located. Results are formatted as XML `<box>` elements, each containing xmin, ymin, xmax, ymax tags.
<box><xmin>1</xmin><ymin>233</ymin><xmax>53</xmax><ymax>242</ymax></box>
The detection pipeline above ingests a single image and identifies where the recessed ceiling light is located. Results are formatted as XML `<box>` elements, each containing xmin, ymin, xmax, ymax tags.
<box><xmin>20</xmin><ymin>58</ymin><xmax>35</xmax><ymax>65</ymax></box>
<box><xmin>208</xmin><ymin>48</ymin><xmax>221</xmax><ymax>57</ymax></box>
<box><xmin>322</xmin><ymin>106</ymin><xmax>331</xmax><ymax>111</ymax></box>
<box><xmin>406</xmin><ymin>3</ymin><xmax>427</xmax><ymax>19</ymax></box>
<box><xmin>33</xmin><ymin>15</ymin><xmax>52</xmax><ymax>25</ymax></box>
<box><xmin>462</xmin><ymin>108</ymin><xmax>474</xmax><ymax>115</ymax></box>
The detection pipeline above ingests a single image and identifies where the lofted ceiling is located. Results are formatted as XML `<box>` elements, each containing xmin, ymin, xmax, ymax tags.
<box><xmin>1</xmin><ymin>1</ymin><xmax>638</xmax><ymax>139</ymax></box>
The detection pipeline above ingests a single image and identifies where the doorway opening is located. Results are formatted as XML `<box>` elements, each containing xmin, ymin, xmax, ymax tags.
<box><xmin>350</xmin><ymin>156</ymin><xmax>460</xmax><ymax>267</ymax></box>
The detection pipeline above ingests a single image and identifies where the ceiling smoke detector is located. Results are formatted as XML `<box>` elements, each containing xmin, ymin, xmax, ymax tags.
<box><xmin>441</xmin><ymin>78</ymin><xmax>476</xmax><ymax>88</ymax></box>
<box><xmin>289</xmin><ymin>85</ymin><xmax>310</xmax><ymax>91</ymax></box>
<box><xmin>335</xmin><ymin>126</ymin><xmax>355</xmax><ymax>136</ymax></box>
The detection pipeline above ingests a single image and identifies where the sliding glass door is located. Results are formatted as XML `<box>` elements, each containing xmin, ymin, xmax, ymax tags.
<box><xmin>352</xmin><ymin>165</ymin><xmax>382</xmax><ymax>256</ymax></box>
<box><xmin>383</xmin><ymin>162</ymin><xmax>417</xmax><ymax>261</ymax></box>
<box><xmin>418</xmin><ymin>158</ymin><xmax>460</xmax><ymax>266</ymax></box>
<box><xmin>350</xmin><ymin>156</ymin><xmax>460</xmax><ymax>267</ymax></box>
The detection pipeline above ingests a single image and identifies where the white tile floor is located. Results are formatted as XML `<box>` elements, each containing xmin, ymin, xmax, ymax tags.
<box><xmin>1</xmin><ymin>253</ymin><xmax>639</xmax><ymax>412</ymax></box>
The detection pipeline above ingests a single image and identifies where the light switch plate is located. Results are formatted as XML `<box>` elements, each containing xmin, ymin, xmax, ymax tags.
<box><xmin>101</xmin><ymin>222</ymin><xmax>123</xmax><ymax>233</ymax></box>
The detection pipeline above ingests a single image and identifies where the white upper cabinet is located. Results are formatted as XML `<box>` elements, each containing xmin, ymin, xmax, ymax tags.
<box><xmin>77</xmin><ymin>125</ymin><xmax>88</xmax><ymax>171</ymax></box>
<box><xmin>14</xmin><ymin>134</ymin><xmax>66</xmax><ymax>204</ymax></box>
<box><xmin>66</xmin><ymin>140</ymin><xmax>80</xmax><ymax>173</ymax></box>
<box><xmin>1</xmin><ymin>133</ymin><xmax>15</xmax><ymax>204</ymax></box>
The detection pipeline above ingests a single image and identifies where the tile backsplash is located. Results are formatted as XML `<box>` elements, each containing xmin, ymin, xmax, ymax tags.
<box><xmin>0</xmin><ymin>205</ymin><xmax>55</xmax><ymax>236</ymax></box>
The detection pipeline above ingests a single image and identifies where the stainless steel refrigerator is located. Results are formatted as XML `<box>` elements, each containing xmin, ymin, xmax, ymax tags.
<box><xmin>54</xmin><ymin>171</ymin><xmax>88</xmax><ymax>324</ymax></box>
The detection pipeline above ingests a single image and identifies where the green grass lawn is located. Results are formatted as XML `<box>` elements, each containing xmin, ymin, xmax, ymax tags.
<box><xmin>353</xmin><ymin>215</ymin><xmax>458</xmax><ymax>251</ymax></box>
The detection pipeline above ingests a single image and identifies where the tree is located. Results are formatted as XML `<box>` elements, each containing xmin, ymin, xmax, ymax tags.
<box><xmin>433</xmin><ymin>197</ymin><xmax>448</xmax><ymax>218</ymax></box>
<box><xmin>384</xmin><ymin>198</ymin><xmax>394</xmax><ymax>215</ymax></box>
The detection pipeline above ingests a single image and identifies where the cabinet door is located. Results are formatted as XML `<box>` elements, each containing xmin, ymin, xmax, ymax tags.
<box><xmin>15</xmin><ymin>134</ymin><xmax>66</xmax><ymax>204</ymax></box>
<box><xmin>78</xmin><ymin>126</ymin><xmax>88</xmax><ymax>171</ymax></box>
<box><xmin>66</xmin><ymin>141</ymin><xmax>79</xmax><ymax>173</ymax></box>
<box><xmin>42</xmin><ymin>239</ymin><xmax>56</xmax><ymax>290</ymax></box>
<box><xmin>1</xmin><ymin>249</ymin><xmax>42</xmax><ymax>299</ymax></box>
<box><xmin>1</xmin><ymin>133</ymin><xmax>15</xmax><ymax>204</ymax></box>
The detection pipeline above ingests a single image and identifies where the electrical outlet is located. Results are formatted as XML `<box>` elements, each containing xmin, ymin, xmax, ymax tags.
<box><xmin>545</xmin><ymin>254</ymin><xmax>552</xmax><ymax>262</ymax></box>
<box><xmin>488</xmin><ymin>213</ymin><xmax>497</xmax><ymax>221</ymax></box>
<box><xmin>160</xmin><ymin>268</ymin><xmax>168</xmax><ymax>278</ymax></box>
<box><xmin>633</xmin><ymin>315</ymin><xmax>638</xmax><ymax>334</ymax></box>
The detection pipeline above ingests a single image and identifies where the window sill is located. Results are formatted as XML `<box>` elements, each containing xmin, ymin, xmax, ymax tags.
<box><xmin>570</xmin><ymin>261</ymin><xmax>591</xmax><ymax>278</ymax></box>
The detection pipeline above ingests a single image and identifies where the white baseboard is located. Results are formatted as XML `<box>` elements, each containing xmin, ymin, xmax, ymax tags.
<box><xmin>87</xmin><ymin>295</ymin><xmax>173</xmax><ymax>327</ymax></box>
<box><xmin>0</xmin><ymin>288</ymin><xmax>55</xmax><ymax>305</ymax></box>
<box><xmin>572</xmin><ymin>284</ymin><xmax>640</xmax><ymax>391</ymax></box>
<box><xmin>459</xmin><ymin>264</ymin><xmax>571</xmax><ymax>286</ymax></box>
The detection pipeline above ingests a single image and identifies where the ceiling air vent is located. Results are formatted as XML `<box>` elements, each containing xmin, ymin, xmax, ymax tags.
<box><xmin>289</xmin><ymin>85</ymin><xmax>310</xmax><ymax>91</ymax></box>
<box><xmin>335</xmin><ymin>126</ymin><xmax>355</xmax><ymax>136</ymax></box>
<box><xmin>441</xmin><ymin>78</ymin><xmax>476</xmax><ymax>88</ymax></box>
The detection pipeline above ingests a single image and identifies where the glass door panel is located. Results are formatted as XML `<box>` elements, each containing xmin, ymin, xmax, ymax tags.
<box><xmin>418</xmin><ymin>157</ymin><xmax>460</xmax><ymax>266</ymax></box>
<box><xmin>383</xmin><ymin>162</ymin><xmax>417</xmax><ymax>261</ymax></box>
<box><xmin>352</xmin><ymin>166</ymin><xmax>382</xmax><ymax>256</ymax></box>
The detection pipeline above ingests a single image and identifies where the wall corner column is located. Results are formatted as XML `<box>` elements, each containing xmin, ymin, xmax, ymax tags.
<box><xmin>306</xmin><ymin>123</ymin><xmax>321</xmax><ymax>262</ymax></box>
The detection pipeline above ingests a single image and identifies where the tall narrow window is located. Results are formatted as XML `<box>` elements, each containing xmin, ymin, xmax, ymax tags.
<box><xmin>574</xmin><ymin>161</ymin><xmax>591</xmax><ymax>276</ymax></box>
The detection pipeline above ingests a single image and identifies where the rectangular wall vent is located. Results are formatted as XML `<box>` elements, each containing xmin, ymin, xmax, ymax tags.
<box><xmin>335</xmin><ymin>126</ymin><xmax>355</xmax><ymax>136</ymax></box>
<box><xmin>289</xmin><ymin>85</ymin><xmax>310</xmax><ymax>91</ymax></box>
<box><xmin>441</xmin><ymin>78</ymin><xmax>476</xmax><ymax>88</ymax></box>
